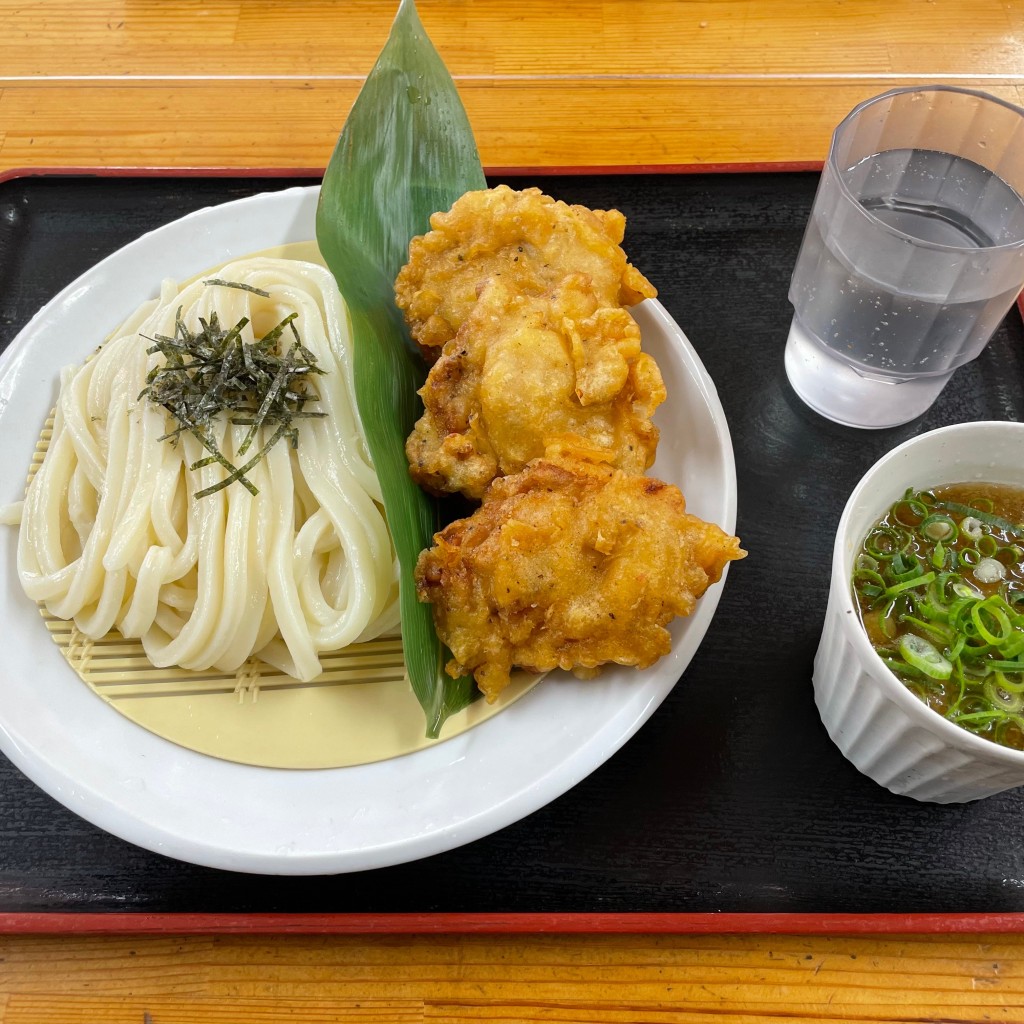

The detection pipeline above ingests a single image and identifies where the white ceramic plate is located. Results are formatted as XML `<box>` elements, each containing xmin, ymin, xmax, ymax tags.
<box><xmin>0</xmin><ymin>186</ymin><xmax>737</xmax><ymax>874</ymax></box>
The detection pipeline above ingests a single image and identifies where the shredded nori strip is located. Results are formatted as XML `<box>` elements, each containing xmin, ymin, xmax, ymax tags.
<box><xmin>202</xmin><ymin>278</ymin><xmax>272</xmax><ymax>298</ymax></box>
<box><xmin>138</xmin><ymin>289</ymin><xmax>326</xmax><ymax>498</ymax></box>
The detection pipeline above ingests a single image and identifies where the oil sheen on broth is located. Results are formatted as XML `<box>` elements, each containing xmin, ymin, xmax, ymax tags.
<box><xmin>853</xmin><ymin>482</ymin><xmax>1024</xmax><ymax>751</ymax></box>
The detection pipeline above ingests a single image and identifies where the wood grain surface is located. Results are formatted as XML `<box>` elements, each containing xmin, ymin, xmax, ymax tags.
<box><xmin>3</xmin><ymin>0</ymin><xmax>1024</xmax><ymax>1019</ymax></box>
<box><xmin>0</xmin><ymin>0</ymin><xmax>1022</xmax><ymax>173</ymax></box>
<box><xmin>2</xmin><ymin>932</ymin><xmax>1024</xmax><ymax>1023</ymax></box>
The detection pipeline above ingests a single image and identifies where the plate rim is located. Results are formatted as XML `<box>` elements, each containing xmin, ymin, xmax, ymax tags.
<box><xmin>0</xmin><ymin>184</ymin><xmax>737</xmax><ymax>874</ymax></box>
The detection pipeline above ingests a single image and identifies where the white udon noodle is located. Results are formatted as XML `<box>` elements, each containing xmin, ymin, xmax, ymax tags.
<box><xmin>14</xmin><ymin>256</ymin><xmax>400</xmax><ymax>681</ymax></box>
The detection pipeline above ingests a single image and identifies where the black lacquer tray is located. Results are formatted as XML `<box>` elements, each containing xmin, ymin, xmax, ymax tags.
<box><xmin>1</xmin><ymin>171</ymin><xmax>1023</xmax><ymax>920</ymax></box>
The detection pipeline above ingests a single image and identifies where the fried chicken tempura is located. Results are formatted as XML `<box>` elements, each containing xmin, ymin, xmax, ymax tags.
<box><xmin>405</xmin><ymin>275</ymin><xmax>666</xmax><ymax>499</ymax></box>
<box><xmin>395</xmin><ymin>185</ymin><xmax>657</xmax><ymax>354</ymax></box>
<box><xmin>415</xmin><ymin>446</ymin><xmax>746</xmax><ymax>702</ymax></box>
<box><xmin>398</xmin><ymin>186</ymin><xmax>664</xmax><ymax>499</ymax></box>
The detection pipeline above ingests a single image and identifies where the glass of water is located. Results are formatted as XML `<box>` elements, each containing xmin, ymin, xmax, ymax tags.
<box><xmin>785</xmin><ymin>86</ymin><xmax>1024</xmax><ymax>428</ymax></box>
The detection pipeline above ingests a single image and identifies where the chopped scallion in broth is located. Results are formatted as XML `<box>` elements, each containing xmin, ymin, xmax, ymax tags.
<box><xmin>853</xmin><ymin>483</ymin><xmax>1024</xmax><ymax>751</ymax></box>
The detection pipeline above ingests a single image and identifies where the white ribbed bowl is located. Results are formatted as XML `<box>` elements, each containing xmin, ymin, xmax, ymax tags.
<box><xmin>814</xmin><ymin>420</ymin><xmax>1024</xmax><ymax>802</ymax></box>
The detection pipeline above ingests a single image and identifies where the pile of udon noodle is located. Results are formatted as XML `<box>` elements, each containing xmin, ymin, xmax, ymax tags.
<box><xmin>10</xmin><ymin>258</ymin><xmax>399</xmax><ymax>682</ymax></box>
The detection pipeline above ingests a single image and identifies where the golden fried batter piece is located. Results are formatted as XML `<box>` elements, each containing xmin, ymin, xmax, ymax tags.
<box><xmin>415</xmin><ymin>446</ymin><xmax>746</xmax><ymax>702</ymax></box>
<box><xmin>405</xmin><ymin>275</ymin><xmax>666</xmax><ymax>499</ymax></box>
<box><xmin>395</xmin><ymin>185</ymin><xmax>658</xmax><ymax>354</ymax></box>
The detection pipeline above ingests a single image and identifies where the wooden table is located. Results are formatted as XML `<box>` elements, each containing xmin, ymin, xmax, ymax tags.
<box><xmin>3</xmin><ymin>1</ymin><xmax>1024</xmax><ymax>1020</ymax></box>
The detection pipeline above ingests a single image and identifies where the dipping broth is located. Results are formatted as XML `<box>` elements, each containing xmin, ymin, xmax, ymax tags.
<box><xmin>853</xmin><ymin>482</ymin><xmax>1024</xmax><ymax>751</ymax></box>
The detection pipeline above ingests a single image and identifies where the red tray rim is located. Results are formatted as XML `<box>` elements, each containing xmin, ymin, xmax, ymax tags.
<box><xmin>2</xmin><ymin>912</ymin><xmax>1024</xmax><ymax>935</ymax></box>
<box><xmin>1</xmin><ymin>161</ymin><xmax>1021</xmax><ymax>937</ymax></box>
<box><xmin>6</xmin><ymin>913</ymin><xmax>1024</xmax><ymax>937</ymax></box>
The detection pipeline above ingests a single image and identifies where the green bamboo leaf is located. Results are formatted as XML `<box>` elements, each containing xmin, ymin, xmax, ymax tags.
<box><xmin>315</xmin><ymin>0</ymin><xmax>485</xmax><ymax>737</ymax></box>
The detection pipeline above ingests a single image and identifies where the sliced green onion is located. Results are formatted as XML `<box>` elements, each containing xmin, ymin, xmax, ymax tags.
<box><xmin>864</xmin><ymin>525</ymin><xmax>913</xmax><ymax>559</ymax></box>
<box><xmin>998</xmin><ymin>545</ymin><xmax>1024</xmax><ymax>567</ymax></box>
<box><xmin>960</xmin><ymin>547</ymin><xmax>981</xmax><ymax>566</ymax></box>
<box><xmin>893</xmin><ymin>497</ymin><xmax>929</xmax><ymax>526</ymax></box>
<box><xmin>948</xmin><ymin>693</ymin><xmax>989</xmax><ymax>718</ymax></box>
<box><xmin>993</xmin><ymin>716</ymin><xmax>1024</xmax><ymax>748</ymax></box>
<box><xmin>987</xmin><ymin>668</ymin><xmax>1024</xmax><ymax>693</ymax></box>
<box><xmin>913</xmin><ymin>596</ymin><xmax>949</xmax><ymax>623</ymax></box>
<box><xmin>898</xmin><ymin>634</ymin><xmax>953</xmax><ymax>680</ymax></box>
<box><xmin>853</xmin><ymin>568</ymin><xmax>886</xmax><ymax>590</ymax></box>
<box><xmin>884</xmin><ymin>570</ymin><xmax>935</xmax><ymax>599</ymax></box>
<box><xmin>984</xmin><ymin>675</ymin><xmax>1024</xmax><ymax>713</ymax></box>
<box><xmin>904</xmin><ymin>681</ymin><xmax>931</xmax><ymax>702</ymax></box>
<box><xmin>971</xmin><ymin>597</ymin><xmax>1014</xmax><ymax>645</ymax></box>
<box><xmin>949</xmin><ymin>710</ymin><xmax>1005</xmax><ymax>726</ymax></box>
<box><xmin>977</xmin><ymin>534</ymin><xmax>999</xmax><ymax>557</ymax></box>
<box><xmin>921</xmin><ymin>513</ymin><xmax>957</xmax><ymax>542</ymax></box>
<box><xmin>879</xmin><ymin>652</ymin><xmax>927</xmax><ymax>679</ymax></box>
<box><xmin>937</xmin><ymin>500</ymin><xmax>1022</xmax><ymax>536</ymax></box>
<box><xmin>973</xmin><ymin>557</ymin><xmax>1006</xmax><ymax>584</ymax></box>
<box><xmin>890</xmin><ymin>551</ymin><xmax>923</xmax><ymax>581</ymax></box>
<box><xmin>878</xmin><ymin>608</ymin><xmax>898</xmax><ymax>639</ymax></box>
<box><xmin>996</xmin><ymin>632</ymin><xmax>1024</xmax><ymax>659</ymax></box>
<box><xmin>898</xmin><ymin>613</ymin><xmax>953</xmax><ymax>646</ymax></box>
<box><xmin>948</xmin><ymin>634</ymin><xmax>967</xmax><ymax>662</ymax></box>
<box><xmin>960</xmin><ymin>516</ymin><xmax>984</xmax><ymax>541</ymax></box>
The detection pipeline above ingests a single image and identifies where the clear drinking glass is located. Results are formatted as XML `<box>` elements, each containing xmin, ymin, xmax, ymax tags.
<box><xmin>785</xmin><ymin>86</ymin><xmax>1024</xmax><ymax>428</ymax></box>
